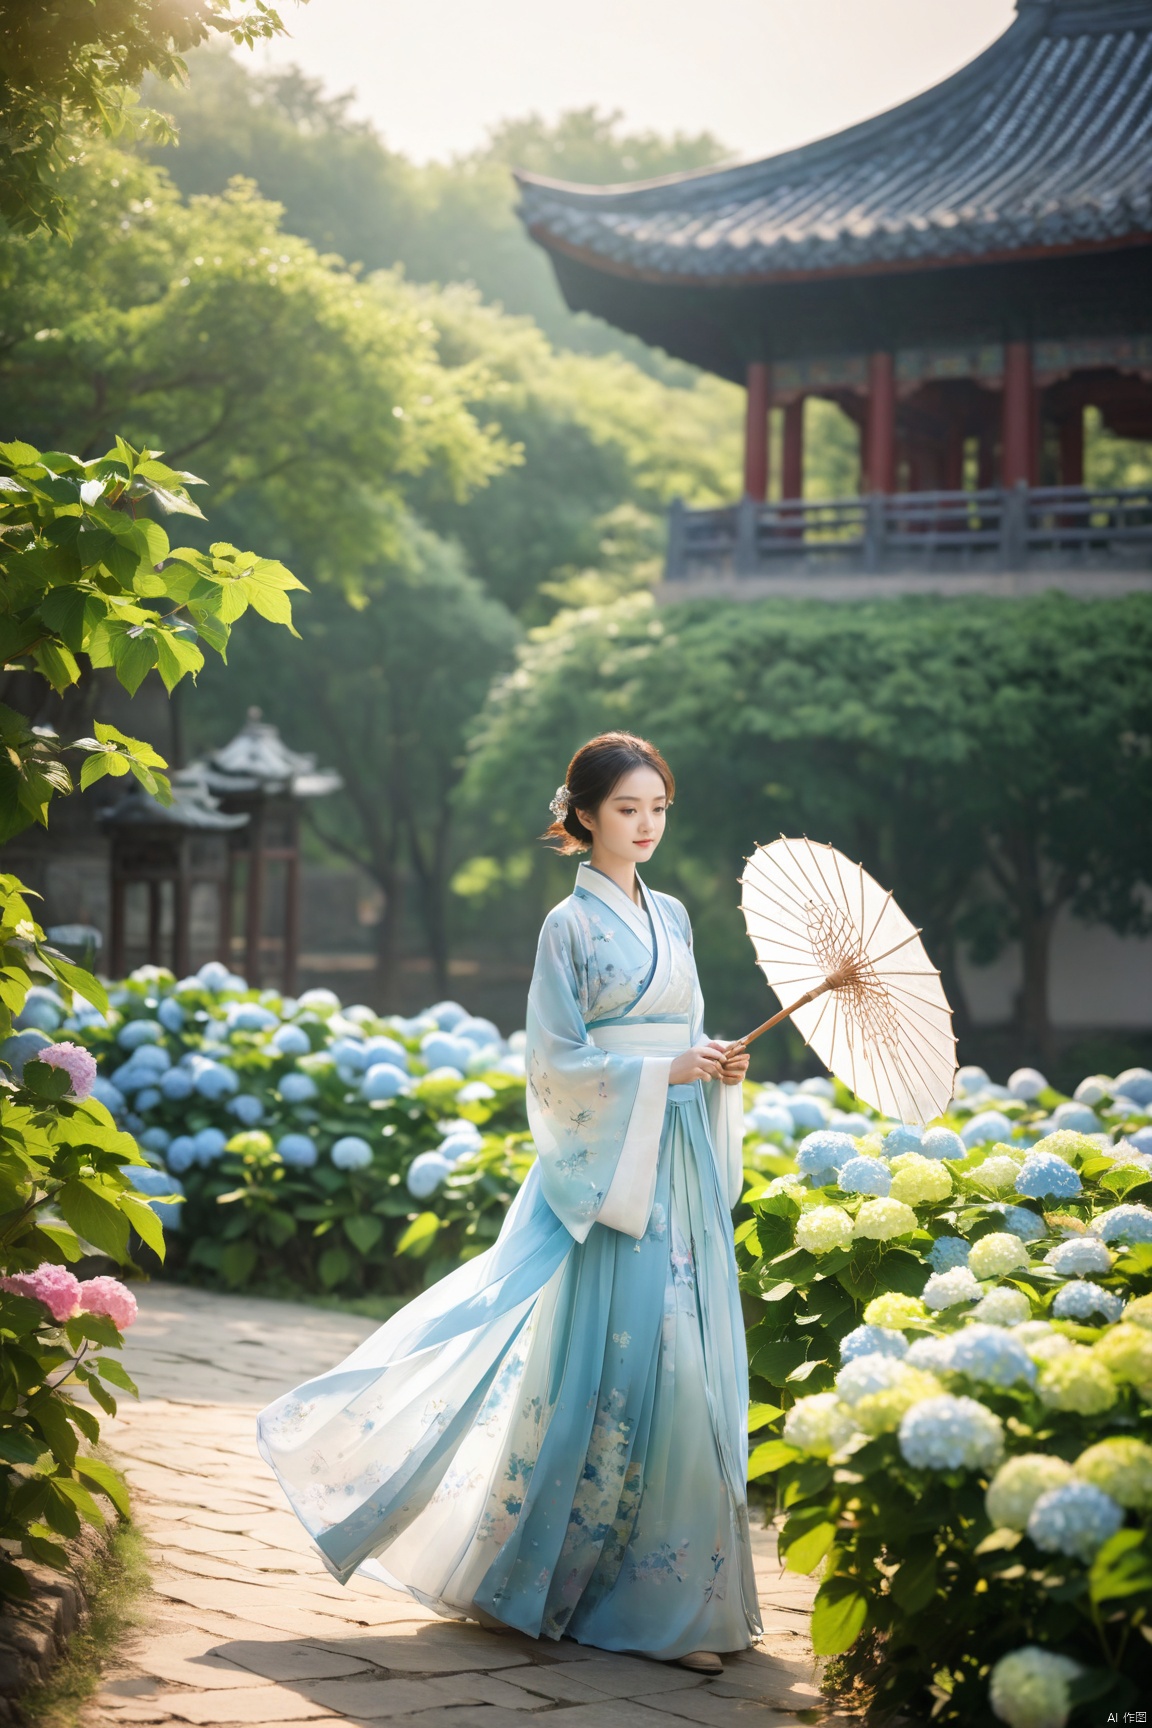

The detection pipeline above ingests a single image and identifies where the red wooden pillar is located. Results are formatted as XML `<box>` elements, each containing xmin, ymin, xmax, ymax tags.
<box><xmin>782</xmin><ymin>398</ymin><xmax>805</xmax><ymax>499</ymax></box>
<box><xmin>1059</xmin><ymin>408</ymin><xmax>1084</xmax><ymax>487</ymax></box>
<box><xmin>1002</xmin><ymin>340</ymin><xmax>1035</xmax><ymax>486</ymax></box>
<box><xmin>743</xmin><ymin>361</ymin><xmax>770</xmax><ymax>501</ymax></box>
<box><xmin>866</xmin><ymin>353</ymin><xmax>896</xmax><ymax>493</ymax></box>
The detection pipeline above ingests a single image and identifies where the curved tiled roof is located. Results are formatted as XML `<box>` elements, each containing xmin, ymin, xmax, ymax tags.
<box><xmin>517</xmin><ymin>0</ymin><xmax>1152</xmax><ymax>285</ymax></box>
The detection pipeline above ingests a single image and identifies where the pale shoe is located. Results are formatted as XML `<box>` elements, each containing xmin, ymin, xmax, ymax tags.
<box><xmin>675</xmin><ymin>1650</ymin><xmax>723</xmax><ymax>1674</ymax></box>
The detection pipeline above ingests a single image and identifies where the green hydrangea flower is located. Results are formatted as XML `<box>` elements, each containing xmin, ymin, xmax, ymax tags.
<box><xmin>852</xmin><ymin>1198</ymin><xmax>918</xmax><ymax>1241</ymax></box>
<box><xmin>889</xmin><ymin>1155</ymin><xmax>953</xmax><ymax>1206</ymax></box>
<box><xmin>986</xmin><ymin>1454</ymin><xmax>1074</xmax><ymax>1531</ymax></box>
<box><xmin>968</xmin><ymin>1232</ymin><xmax>1031</xmax><ymax>1279</ymax></box>
<box><xmin>795</xmin><ymin>1205</ymin><xmax>854</xmax><ymax>1254</ymax></box>
<box><xmin>1074</xmin><ymin>1436</ymin><xmax>1152</xmax><ymax>1509</ymax></box>
<box><xmin>1032</xmin><ymin>1129</ymin><xmax>1097</xmax><ymax>1165</ymax></box>
<box><xmin>863</xmin><ymin>1292</ymin><xmax>930</xmax><ymax>1329</ymax></box>
<box><xmin>989</xmin><ymin>1646</ymin><xmax>1082</xmax><ymax>1728</ymax></box>
<box><xmin>1092</xmin><ymin>1322</ymin><xmax>1152</xmax><ymax>1395</ymax></box>
<box><xmin>1123</xmin><ymin>1293</ymin><xmax>1152</xmax><ymax>1331</ymax></box>
<box><xmin>970</xmin><ymin>1156</ymin><xmax>1023</xmax><ymax>1193</ymax></box>
<box><xmin>855</xmin><ymin>1368</ymin><xmax>942</xmax><ymax>1436</ymax></box>
<box><xmin>1037</xmin><ymin>1345</ymin><xmax>1118</xmax><ymax>1415</ymax></box>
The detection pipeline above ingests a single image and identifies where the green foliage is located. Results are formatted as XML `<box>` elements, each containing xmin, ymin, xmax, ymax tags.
<box><xmin>737</xmin><ymin>1115</ymin><xmax>1152</xmax><ymax>1721</ymax></box>
<box><xmin>461</xmin><ymin>591</ymin><xmax>1152</xmax><ymax>1057</ymax></box>
<box><xmin>143</xmin><ymin>51</ymin><xmax>727</xmax><ymax>371</ymax></box>
<box><xmin>0</xmin><ymin>437</ymin><xmax>309</xmax><ymax>837</ymax></box>
<box><xmin>1</xmin><ymin>146</ymin><xmax>511</xmax><ymax>589</ymax></box>
<box><xmin>0</xmin><ymin>0</ymin><xmax>290</xmax><ymax>234</ymax></box>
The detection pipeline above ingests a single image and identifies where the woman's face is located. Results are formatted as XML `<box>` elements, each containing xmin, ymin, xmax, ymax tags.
<box><xmin>577</xmin><ymin>765</ymin><xmax>669</xmax><ymax>868</ymax></box>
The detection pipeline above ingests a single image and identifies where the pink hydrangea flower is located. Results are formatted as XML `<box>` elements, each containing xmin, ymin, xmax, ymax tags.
<box><xmin>37</xmin><ymin>1042</ymin><xmax>98</xmax><ymax>1101</ymax></box>
<box><xmin>77</xmin><ymin>1276</ymin><xmax>138</xmax><ymax>1331</ymax></box>
<box><xmin>1</xmin><ymin>1263</ymin><xmax>82</xmax><ymax>1322</ymax></box>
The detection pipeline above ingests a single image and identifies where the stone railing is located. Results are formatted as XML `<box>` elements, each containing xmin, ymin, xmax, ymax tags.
<box><xmin>664</xmin><ymin>483</ymin><xmax>1152</xmax><ymax>582</ymax></box>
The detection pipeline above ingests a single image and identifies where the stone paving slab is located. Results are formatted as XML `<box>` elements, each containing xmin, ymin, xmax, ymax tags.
<box><xmin>85</xmin><ymin>1284</ymin><xmax>844</xmax><ymax>1728</ymax></box>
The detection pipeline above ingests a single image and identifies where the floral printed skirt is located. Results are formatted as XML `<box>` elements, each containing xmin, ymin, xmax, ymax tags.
<box><xmin>257</xmin><ymin>1087</ymin><xmax>761</xmax><ymax>1660</ymax></box>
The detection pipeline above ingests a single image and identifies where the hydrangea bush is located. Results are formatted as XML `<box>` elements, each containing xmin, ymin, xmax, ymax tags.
<box><xmin>8</xmin><ymin>963</ymin><xmax>533</xmax><ymax>1297</ymax></box>
<box><xmin>737</xmin><ymin>1062</ymin><xmax>1152</xmax><ymax>1723</ymax></box>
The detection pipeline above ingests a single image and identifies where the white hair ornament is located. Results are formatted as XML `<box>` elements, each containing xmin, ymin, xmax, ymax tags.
<box><xmin>549</xmin><ymin>784</ymin><xmax>571</xmax><ymax>821</ymax></box>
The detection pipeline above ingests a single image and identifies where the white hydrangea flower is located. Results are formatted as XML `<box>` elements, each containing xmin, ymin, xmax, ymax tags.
<box><xmin>973</xmin><ymin>1287</ymin><xmax>1032</xmax><ymax>1327</ymax></box>
<box><xmin>1027</xmin><ymin>1479</ymin><xmax>1123</xmax><ymax>1562</ymax></box>
<box><xmin>1074</xmin><ymin>1437</ymin><xmax>1152</xmax><ymax>1510</ymax></box>
<box><xmin>782</xmin><ymin>1393</ymin><xmax>858</xmax><ymax>1458</ymax></box>
<box><xmin>795</xmin><ymin>1205</ymin><xmax>854</xmax><ymax>1254</ymax></box>
<box><xmin>968</xmin><ymin>1232</ymin><xmax>1031</xmax><ymax>1279</ymax></box>
<box><xmin>835</xmin><ymin>1352</ymin><xmax>910</xmax><ymax>1406</ymax></box>
<box><xmin>1044</xmin><ymin>1237</ymin><xmax>1112</xmax><ymax>1277</ymax></box>
<box><xmin>986</xmin><ymin>1454</ymin><xmax>1074</xmax><ymax>1531</ymax></box>
<box><xmin>989</xmin><ymin>1646</ymin><xmax>1082</xmax><ymax>1728</ymax></box>
<box><xmin>1037</xmin><ymin>1345</ymin><xmax>1118</xmax><ymax>1414</ymax></box>
<box><xmin>972</xmin><ymin>1155</ymin><xmax>1025</xmax><ymax>1192</ymax></box>
<box><xmin>906</xmin><ymin>1334</ymin><xmax>956</xmax><ymax>1374</ymax></box>
<box><xmin>922</xmin><ymin>1266</ymin><xmax>982</xmax><ymax>1310</ymax></box>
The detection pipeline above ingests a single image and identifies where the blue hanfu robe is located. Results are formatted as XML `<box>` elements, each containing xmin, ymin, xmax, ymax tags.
<box><xmin>256</xmin><ymin>861</ymin><xmax>762</xmax><ymax>1659</ymax></box>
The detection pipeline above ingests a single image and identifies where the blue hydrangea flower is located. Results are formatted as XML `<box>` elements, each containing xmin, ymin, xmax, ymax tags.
<box><xmin>1051</xmin><ymin>1281</ymin><xmax>1123</xmax><ymax>1322</ymax></box>
<box><xmin>407</xmin><ymin>1150</ymin><xmax>453</xmax><ymax>1198</ymax></box>
<box><xmin>193</xmin><ymin>1127</ymin><xmax>227</xmax><ymax>1164</ymax></box>
<box><xmin>228</xmin><ymin>1093</ymin><xmax>265</xmax><ymax>1127</ymax></box>
<box><xmin>1015</xmin><ymin>1153</ymin><xmax>1082</xmax><ymax>1200</ymax></box>
<box><xmin>361</xmin><ymin>1035</ymin><xmax>410</xmax><ymax>1073</ymax></box>
<box><xmin>898</xmin><ymin>1394</ymin><xmax>1004</xmax><ymax>1471</ymax></box>
<box><xmin>1115</xmin><ymin>1067</ymin><xmax>1152</xmax><ymax>1107</ymax></box>
<box><xmin>839</xmin><ymin>1325</ymin><xmax>909</xmax><ymax>1364</ymax></box>
<box><xmin>1026</xmin><ymin>1480</ymin><xmax>1123</xmax><ymax>1562</ymax></box>
<box><xmin>280</xmin><ymin>1072</ymin><xmax>318</xmax><ymax>1104</ymax></box>
<box><xmin>362</xmin><ymin>1062</ymin><xmax>407</xmax><ymax>1101</ymax></box>
<box><xmin>1094</xmin><ymin>1204</ymin><xmax>1152</xmax><ymax>1244</ymax></box>
<box><xmin>117</xmin><ymin>1019</ymin><xmax>163</xmax><ymax>1051</ymax></box>
<box><xmin>157</xmin><ymin>997</ymin><xmax>185</xmax><ymax>1033</ymax></box>
<box><xmin>271</xmin><ymin>1024</ymin><xmax>312</xmax><ymax>1058</ymax></box>
<box><xmin>883</xmin><ymin>1125</ymin><xmax>923</xmax><ymax>1158</ymax></box>
<box><xmin>331</xmin><ymin>1135</ymin><xmax>373</xmax><ymax>1171</ymax></box>
<box><xmin>134</xmin><ymin>1086</ymin><xmax>161</xmax><ymax>1112</ymax></box>
<box><xmin>796</xmin><ymin>1130</ymin><xmax>857</xmax><ymax>1178</ymax></box>
<box><xmin>837</xmin><ymin>1156</ymin><xmax>892</xmax><ymax>1195</ymax></box>
<box><xmin>194</xmin><ymin>1062</ymin><xmax>239</xmax><ymax>1101</ymax></box>
<box><xmin>132</xmin><ymin>1044</ymin><xmax>170</xmax><ymax>1074</ymax></box>
<box><xmin>927</xmin><ymin>1236</ymin><xmax>970</xmax><ymax>1273</ymax></box>
<box><xmin>159</xmin><ymin>1067</ymin><xmax>194</xmax><ymax>1101</ymax></box>
<box><xmin>227</xmin><ymin>1002</ymin><xmax>279</xmax><ymax>1034</ymax></box>
<box><xmin>950</xmin><ymin>1324</ymin><xmax>1037</xmax><ymax>1388</ymax></box>
<box><xmin>920</xmin><ymin>1126</ymin><xmax>965</xmax><ymax>1161</ymax></box>
<box><xmin>129</xmin><ymin>1165</ymin><xmax>184</xmax><ymax>1229</ymax></box>
<box><xmin>1050</xmin><ymin>1102</ymin><xmax>1100</xmax><ymax>1135</ymax></box>
<box><xmin>277</xmin><ymin>1132</ymin><xmax>318</xmax><ymax>1169</ymax></box>
<box><xmin>961</xmin><ymin>1111</ymin><xmax>1015</xmax><ymax>1149</ymax></box>
<box><xmin>787</xmin><ymin>1096</ymin><xmax>828</xmax><ymax>1133</ymax></box>
<box><xmin>993</xmin><ymin>1203</ymin><xmax>1047</xmax><ymax>1243</ymax></box>
<box><xmin>165</xmin><ymin>1134</ymin><xmax>197</xmax><ymax>1174</ymax></box>
<box><xmin>1045</xmin><ymin>1237</ymin><xmax>1112</xmax><ymax>1277</ymax></box>
<box><xmin>139</xmin><ymin>1126</ymin><xmax>170</xmax><ymax>1154</ymax></box>
<box><xmin>906</xmin><ymin>1335</ymin><xmax>956</xmax><ymax>1374</ymax></box>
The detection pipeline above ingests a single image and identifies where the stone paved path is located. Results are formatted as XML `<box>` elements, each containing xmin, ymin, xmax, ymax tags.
<box><xmin>88</xmin><ymin>1285</ymin><xmax>841</xmax><ymax>1728</ymax></box>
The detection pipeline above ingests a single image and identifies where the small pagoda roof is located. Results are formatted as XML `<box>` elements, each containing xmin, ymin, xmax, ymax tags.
<box><xmin>517</xmin><ymin>0</ymin><xmax>1152</xmax><ymax>288</ymax></box>
<box><xmin>201</xmin><ymin>710</ymin><xmax>342</xmax><ymax>800</ymax></box>
<box><xmin>98</xmin><ymin>763</ymin><xmax>249</xmax><ymax>832</ymax></box>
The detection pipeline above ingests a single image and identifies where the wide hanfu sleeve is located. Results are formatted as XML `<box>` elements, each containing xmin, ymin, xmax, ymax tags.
<box><xmin>525</xmin><ymin>907</ymin><xmax>670</xmax><ymax>1243</ymax></box>
<box><xmin>681</xmin><ymin>915</ymin><xmax>745</xmax><ymax>1211</ymax></box>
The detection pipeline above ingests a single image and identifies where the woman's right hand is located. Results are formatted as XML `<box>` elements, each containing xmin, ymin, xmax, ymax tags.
<box><xmin>668</xmin><ymin>1042</ymin><xmax>727</xmax><ymax>1085</ymax></box>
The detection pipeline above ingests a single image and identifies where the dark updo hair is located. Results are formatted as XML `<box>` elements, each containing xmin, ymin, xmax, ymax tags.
<box><xmin>542</xmin><ymin>731</ymin><xmax>675</xmax><ymax>855</ymax></box>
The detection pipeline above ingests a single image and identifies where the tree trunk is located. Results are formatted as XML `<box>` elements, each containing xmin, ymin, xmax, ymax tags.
<box><xmin>1015</xmin><ymin>902</ymin><xmax>1056</xmax><ymax>1069</ymax></box>
<box><xmin>374</xmin><ymin>868</ymin><xmax>405</xmax><ymax>1013</ymax></box>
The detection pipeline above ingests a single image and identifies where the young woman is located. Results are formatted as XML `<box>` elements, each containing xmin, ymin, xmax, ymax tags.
<box><xmin>257</xmin><ymin>732</ymin><xmax>762</xmax><ymax>1672</ymax></box>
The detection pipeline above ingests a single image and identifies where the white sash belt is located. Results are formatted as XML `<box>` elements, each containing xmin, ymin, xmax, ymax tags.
<box><xmin>588</xmin><ymin>1021</ymin><xmax>686</xmax><ymax>1056</ymax></box>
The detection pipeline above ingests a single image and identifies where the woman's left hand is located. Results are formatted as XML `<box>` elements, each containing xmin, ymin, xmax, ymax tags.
<box><xmin>716</xmin><ymin>1042</ymin><xmax>749</xmax><ymax>1087</ymax></box>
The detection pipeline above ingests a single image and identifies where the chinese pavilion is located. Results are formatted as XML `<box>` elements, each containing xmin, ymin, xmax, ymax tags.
<box><xmin>517</xmin><ymin>0</ymin><xmax>1152</xmax><ymax>587</ymax></box>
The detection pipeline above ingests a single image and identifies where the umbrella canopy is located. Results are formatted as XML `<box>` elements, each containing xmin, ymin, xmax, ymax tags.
<box><xmin>738</xmin><ymin>836</ymin><xmax>957</xmax><ymax>1125</ymax></box>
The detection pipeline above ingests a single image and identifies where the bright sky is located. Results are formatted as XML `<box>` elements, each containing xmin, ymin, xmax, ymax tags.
<box><xmin>256</xmin><ymin>0</ymin><xmax>1017</xmax><ymax>165</ymax></box>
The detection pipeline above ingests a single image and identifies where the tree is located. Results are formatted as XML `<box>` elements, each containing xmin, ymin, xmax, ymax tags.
<box><xmin>0</xmin><ymin>0</ymin><xmax>289</xmax><ymax>232</ymax></box>
<box><xmin>462</xmin><ymin>593</ymin><xmax>1152</xmax><ymax>1065</ymax></box>
<box><xmin>187</xmin><ymin>522</ymin><xmax>519</xmax><ymax>998</ymax></box>
<box><xmin>0</xmin><ymin>143</ymin><xmax>512</xmax><ymax>587</ymax></box>
<box><xmin>143</xmin><ymin>50</ymin><xmax>728</xmax><ymax>373</ymax></box>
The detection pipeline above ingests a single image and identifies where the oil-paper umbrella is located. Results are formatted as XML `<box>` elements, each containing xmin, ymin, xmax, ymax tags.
<box><xmin>733</xmin><ymin>836</ymin><xmax>957</xmax><ymax>1124</ymax></box>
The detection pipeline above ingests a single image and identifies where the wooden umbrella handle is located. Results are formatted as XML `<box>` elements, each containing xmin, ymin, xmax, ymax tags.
<box><xmin>728</xmin><ymin>979</ymin><xmax>833</xmax><ymax>1053</ymax></box>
